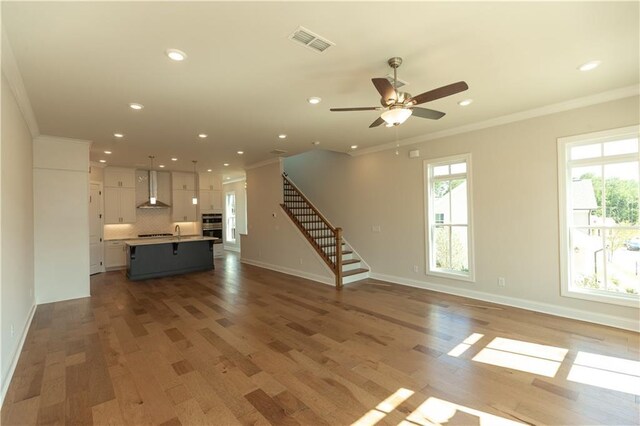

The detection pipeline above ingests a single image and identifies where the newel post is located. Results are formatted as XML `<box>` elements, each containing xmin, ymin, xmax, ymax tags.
<box><xmin>335</xmin><ymin>227</ymin><xmax>343</xmax><ymax>289</ymax></box>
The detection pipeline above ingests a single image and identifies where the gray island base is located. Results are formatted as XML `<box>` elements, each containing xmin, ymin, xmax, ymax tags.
<box><xmin>125</xmin><ymin>237</ymin><xmax>219</xmax><ymax>281</ymax></box>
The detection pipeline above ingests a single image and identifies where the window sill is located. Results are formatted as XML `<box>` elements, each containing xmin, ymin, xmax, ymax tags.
<box><xmin>427</xmin><ymin>269</ymin><xmax>475</xmax><ymax>283</ymax></box>
<box><xmin>562</xmin><ymin>287</ymin><xmax>640</xmax><ymax>308</ymax></box>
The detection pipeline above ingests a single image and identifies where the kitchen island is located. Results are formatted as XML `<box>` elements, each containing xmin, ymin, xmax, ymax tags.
<box><xmin>125</xmin><ymin>236</ymin><xmax>219</xmax><ymax>281</ymax></box>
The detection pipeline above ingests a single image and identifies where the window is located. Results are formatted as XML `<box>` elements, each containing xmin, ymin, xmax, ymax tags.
<box><xmin>558</xmin><ymin>126</ymin><xmax>640</xmax><ymax>307</ymax></box>
<box><xmin>225</xmin><ymin>192</ymin><xmax>236</xmax><ymax>243</ymax></box>
<box><xmin>425</xmin><ymin>154</ymin><xmax>474</xmax><ymax>281</ymax></box>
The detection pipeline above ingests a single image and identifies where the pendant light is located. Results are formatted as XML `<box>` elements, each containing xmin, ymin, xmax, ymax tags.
<box><xmin>149</xmin><ymin>156</ymin><xmax>157</xmax><ymax>205</ymax></box>
<box><xmin>192</xmin><ymin>160</ymin><xmax>198</xmax><ymax>205</ymax></box>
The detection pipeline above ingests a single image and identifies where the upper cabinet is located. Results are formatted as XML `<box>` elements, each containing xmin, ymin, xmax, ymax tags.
<box><xmin>172</xmin><ymin>172</ymin><xmax>196</xmax><ymax>191</ymax></box>
<box><xmin>104</xmin><ymin>167</ymin><xmax>137</xmax><ymax>224</ymax></box>
<box><xmin>199</xmin><ymin>173</ymin><xmax>222</xmax><ymax>191</ymax></box>
<box><xmin>104</xmin><ymin>167</ymin><xmax>136</xmax><ymax>188</ymax></box>
<box><xmin>171</xmin><ymin>171</ymin><xmax>197</xmax><ymax>221</ymax></box>
<box><xmin>199</xmin><ymin>173</ymin><xmax>223</xmax><ymax>213</ymax></box>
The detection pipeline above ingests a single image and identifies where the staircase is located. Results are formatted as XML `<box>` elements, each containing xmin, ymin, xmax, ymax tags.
<box><xmin>280</xmin><ymin>174</ymin><xmax>369</xmax><ymax>289</ymax></box>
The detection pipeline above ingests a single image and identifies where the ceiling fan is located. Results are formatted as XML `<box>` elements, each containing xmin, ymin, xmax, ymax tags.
<box><xmin>330</xmin><ymin>57</ymin><xmax>469</xmax><ymax>128</ymax></box>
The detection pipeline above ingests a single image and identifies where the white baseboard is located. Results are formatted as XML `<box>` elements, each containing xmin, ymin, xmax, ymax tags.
<box><xmin>241</xmin><ymin>258</ymin><xmax>334</xmax><ymax>287</ymax></box>
<box><xmin>1</xmin><ymin>302</ymin><xmax>36</xmax><ymax>406</ymax></box>
<box><xmin>369</xmin><ymin>272</ymin><xmax>639</xmax><ymax>332</ymax></box>
<box><xmin>224</xmin><ymin>245</ymin><xmax>240</xmax><ymax>253</ymax></box>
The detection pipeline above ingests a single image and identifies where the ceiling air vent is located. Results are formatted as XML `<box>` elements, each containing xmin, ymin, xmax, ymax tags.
<box><xmin>289</xmin><ymin>26</ymin><xmax>334</xmax><ymax>53</ymax></box>
<box><xmin>385</xmin><ymin>74</ymin><xmax>408</xmax><ymax>89</ymax></box>
<box><xmin>270</xmin><ymin>149</ymin><xmax>287</xmax><ymax>155</ymax></box>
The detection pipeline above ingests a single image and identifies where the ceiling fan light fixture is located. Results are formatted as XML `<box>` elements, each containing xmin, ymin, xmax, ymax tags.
<box><xmin>381</xmin><ymin>108</ymin><xmax>412</xmax><ymax>126</ymax></box>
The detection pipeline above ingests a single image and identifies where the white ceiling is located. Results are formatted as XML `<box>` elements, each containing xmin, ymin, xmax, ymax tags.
<box><xmin>3</xmin><ymin>2</ymin><xmax>638</xmax><ymax>177</ymax></box>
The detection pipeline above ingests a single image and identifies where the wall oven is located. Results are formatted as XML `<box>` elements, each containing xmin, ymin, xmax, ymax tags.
<box><xmin>202</xmin><ymin>213</ymin><xmax>223</xmax><ymax>242</ymax></box>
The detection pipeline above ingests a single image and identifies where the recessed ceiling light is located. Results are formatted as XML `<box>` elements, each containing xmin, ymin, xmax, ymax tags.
<box><xmin>198</xmin><ymin>133</ymin><xmax>207</xmax><ymax>139</ymax></box>
<box><xmin>171</xmin><ymin>157</ymin><xmax>178</xmax><ymax>161</ymax></box>
<box><xmin>129</xmin><ymin>103</ymin><xmax>144</xmax><ymax>110</ymax></box>
<box><xmin>166</xmin><ymin>48</ymin><xmax>187</xmax><ymax>61</ymax></box>
<box><xmin>99</xmin><ymin>159</ymin><xmax>106</xmax><ymax>163</ymax></box>
<box><xmin>114</xmin><ymin>133</ymin><xmax>124</xmax><ymax>138</ymax></box>
<box><xmin>104</xmin><ymin>151</ymin><xmax>112</xmax><ymax>155</ymax></box>
<box><xmin>237</xmin><ymin>151</ymin><xmax>244</xmax><ymax>155</ymax></box>
<box><xmin>350</xmin><ymin>145</ymin><xmax>358</xmax><ymax>150</ymax></box>
<box><xmin>307</xmin><ymin>97</ymin><xmax>321</xmax><ymax>104</ymax></box>
<box><xmin>207</xmin><ymin>169</ymin><xmax>212</xmax><ymax>172</ymax></box>
<box><xmin>223</xmin><ymin>163</ymin><xmax>229</xmax><ymax>166</ymax></box>
<box><xmin>458</xmin><ymin>99</ymin><xmax>473</xmax><ymax>107</ymax></box>
<box><xmin>578</xmin><ymin>60</ymin><xmax>601</xmax><ymax>72</ymax></box>
<box><xmin>226</xmin><ymin>177</ymin><xmax>231</xmax><ymax>180</ymax></box>
<box><xmin>159</xmin><ymin>164</ymin><xmax>165</xmax><ymax>168</ymax></box>
<box><xmin>278</xmin><ymin>134</ymin><xmax>287</xmax><ymax>139</ymax></box>
<box><xmin>312</xmin><ymin>141</ymin><xmax>320</xmax><ymax>145</ymax></box>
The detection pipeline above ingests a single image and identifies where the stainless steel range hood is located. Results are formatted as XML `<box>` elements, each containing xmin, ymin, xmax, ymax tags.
<box><xmin>137</xmin><ymin>169</ymin><xmax>171</xmax><ymax>209</ymax></box>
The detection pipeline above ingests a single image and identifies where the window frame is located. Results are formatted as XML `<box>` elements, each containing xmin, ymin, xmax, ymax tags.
<box><xmin>424</xmin><ymin>153</ymin><xmax>475</xmax><ymax>282</ymax></box>
<box><xmin>557</xmin><ymin>125</ymin><xmax>640</xmax><ymax>308</ymax></box>
<box><xmin>225</xmin><ymin>191</ymin><xmax>237</xmax><ymax>243</ymax></box>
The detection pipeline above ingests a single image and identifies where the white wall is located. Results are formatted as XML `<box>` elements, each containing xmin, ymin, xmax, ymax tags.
<box><xmin>241</xmin><ymin>161</ymin><xmax>334</xmax><ymax>285</ymax></box>
<box><xmin>1</xmin><ymin>73</ymin><xmax>35</xmax><ymax>401</ymax></box>
<box><xmin>223</xmin><ymin>179</ymin><xmax>246</xmax><ymax>252</ymax></box>
<box><xmin>34</xmin><ymin>136</ymin><xmax>91</xmax><ymax>304</ymax></box>
<box><xmin>284</xmin><ymin>96</ymin><xmax>640</xmax><ymax>331</ymax></box>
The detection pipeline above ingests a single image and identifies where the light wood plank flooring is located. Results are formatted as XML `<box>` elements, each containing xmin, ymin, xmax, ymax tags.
<box><xmin>2</xmin><ymin>252</ymin><xmax>639</xmax><ymax>425</ymax></box>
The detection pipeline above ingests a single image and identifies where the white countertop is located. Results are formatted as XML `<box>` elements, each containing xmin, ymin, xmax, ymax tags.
<box><xmin>124</xmin><ymin>236</ymin><xmax>219</xmax><ymax>247</ymax></box>
<box><xmin>105</xmin><ymin>234</ymin><xmax>201</xmax><ymax>242</ymax></box>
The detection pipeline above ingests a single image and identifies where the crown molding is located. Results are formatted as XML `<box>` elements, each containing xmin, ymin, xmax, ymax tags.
<box><xmin>34</xmin><ymin>134</ymin><xmax>92</xmax><ymax>146</ymax></box>
<box><xmin>223</xmin><ymin>177</ymin><xmax>246</xmax><ymax>185</ymax></box>
<box><xmin>350</xmin><ymin>84</ymin><xmax>640</xmax><ymax>157</ymax></box>
<box><xmin>244</xmin><ymin>157</ymin><xmax>281</xmax><ymax>170</ymax></box>
<box><xmin>90</xmin><ymin>161</ymin><xmax>106</xmax><ymax>169</ymax></box>
<box><xmin>1</xmin><ymin>28</ymin><xmax>40</xmax><ymax>138</ymax></box>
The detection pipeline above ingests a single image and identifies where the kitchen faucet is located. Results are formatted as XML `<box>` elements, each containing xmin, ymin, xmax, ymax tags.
<box><xmin>174</xmin><ymin>224</ymin><xmax>181</xmax><ymax>239</ymax></box>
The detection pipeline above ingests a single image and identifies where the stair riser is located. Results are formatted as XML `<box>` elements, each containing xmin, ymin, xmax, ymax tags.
<box><xmin>342</xmin><ymin>262</ymin><xmax>361</xmax><ymax>272</ymax></box>
<box><xmin>342</xmin><ymin>271</ymin><xmax>369</xmax><ymax>284</ymax></box>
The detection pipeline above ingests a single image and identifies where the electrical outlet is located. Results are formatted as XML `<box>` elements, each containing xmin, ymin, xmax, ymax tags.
<box><xmin>413</xmin><ymin>265</ymin><xmax>419</xmax><ymax>273</ymax></box>
<box><xmin>372</xmin><ymin>225</ymin><xmax>382</xmax><ymax>233</ymax></box>
<box><xmin>10</xmin><ymin>324</ymin><xmax>15</xmax><ymax>338</ymax></box>
<box><xmin>299</xmin><ymin>258</ymin><xmax>303</xmax><ymax>265</ymax></box>
<box><xmin>498</xmin><ymin>277</ymin><xmax>506</xmax><ymax>288</ymax></box>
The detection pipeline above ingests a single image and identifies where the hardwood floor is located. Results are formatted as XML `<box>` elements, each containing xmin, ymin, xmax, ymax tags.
<box><xmin>2</xmin><ymin>252</ymin><xmax>639</xmax><ymax>425</ymax></box>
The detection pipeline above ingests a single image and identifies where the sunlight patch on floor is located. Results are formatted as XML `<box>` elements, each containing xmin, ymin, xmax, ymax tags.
<box><xmin>567</xmin><ymin>351</ymin><xmax>640</xmax><ymax>395</ymax></box>
<box><xmin>351</xmin><ymin>388</ymin><xmax>414</xmax><ymax>426</ymax></box>
<box><xmin>400</xmin><ymin>397</ymin><xmax>524</xmax><ymax>426</ymax></box>
<box><xmin>472</xmin><ymin>337</ymin><xmax>567</xmax><ymax>377</ymax></box>
<box><xmin>447</xmin><ymin>333</ymin><xmax>484</xmax><ymax>357</ymax></box>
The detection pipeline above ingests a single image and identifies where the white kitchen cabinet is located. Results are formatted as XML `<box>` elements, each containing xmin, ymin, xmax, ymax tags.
<box><xmin>199</xmin><ymin>173</ymin><xmax>222</xmax><ymax>191</ymax></box>
<box><xmin>172</xmin><ymin>190</ymin><xmax>196</xmax><ymax>222</ymax></box>
<box><xmin>172</xmin><ymin>172</ymin><xmax>196</xmax><ymax>191</ymax></box>
<box><xmin>199</xmin><ymin>189</ymin><xmax>223</xmax><ymax>213</ymax></box>
<box><xmin>104</xmin><ymin>187</ymin><xmax>136</xmax><ymax>224</ymax></box>
<box><xmin>105</xmin><ymin>167</ymin><xmax>136</xmax><ymax>188</ymax></box>
<box><xmin>199</xmin><ymin>172</ymin><xmax>223</xmax><ymax>213</ymax></box>
<box><xmin>105</xmin><ymin>240</ymin><xmax>127</xmax><ymax>269</ymax></box>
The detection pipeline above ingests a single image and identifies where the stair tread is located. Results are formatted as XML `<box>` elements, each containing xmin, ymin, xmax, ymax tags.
<box><xmin>342</xmin><ymin>268</ymin><xmax>369</xmax><ymax>277</ymax></box>
<box><xmin>341</xmin><ymin>259</ymin><xmax>360</xmax><ymax>265</ymax></box>
<box><xmin>318</xmin><ymin>242</ymin><xmax>345</xmax><ymax>248</ymax></box>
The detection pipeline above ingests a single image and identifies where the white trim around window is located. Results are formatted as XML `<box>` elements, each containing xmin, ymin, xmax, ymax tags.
<box><xmin>558</xmin><ymin>125</ymin><xmax>640</xmax><ymax>308</ymax></box>
<box><xmin>424</xmin><ymin>153</ymin><xmax>475</xmax><ymax>282</ymax></box>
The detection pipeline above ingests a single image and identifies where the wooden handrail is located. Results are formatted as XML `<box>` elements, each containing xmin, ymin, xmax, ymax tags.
<box><xmin>282</xmin><ymin>174</ymin><xmax>335</xmax><ymax>232</ymax></box>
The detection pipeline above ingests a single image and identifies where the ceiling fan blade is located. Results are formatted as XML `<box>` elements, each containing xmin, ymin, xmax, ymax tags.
<box><xmin>411</xmin><ymin>107</ymin><xmax>446</xmax><ymax>120</ymax></box>
<box><xmin>369</xmin><ymin>117</ymin><xmax>385</xmax><ymax>128</ymax></box>
<box><xmin>371</xmin><ymin>78</ymin><xmax>396</xmax><ymax>104</ymax></box>
<box><xmin>410</xmin><ymin>81</ymin><xmax>469</xmax><ymax>105</ymax></box>
<box><xmin>330</xmin><ymin>107</ymin><xmax>380</xmax><ymax>112</ymax></box>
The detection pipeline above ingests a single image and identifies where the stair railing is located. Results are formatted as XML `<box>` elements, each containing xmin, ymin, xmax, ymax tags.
<box><xmin>280</xmin><ymin>174</ymin><xmax>343</xmax><ymax>289</ymax></box>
